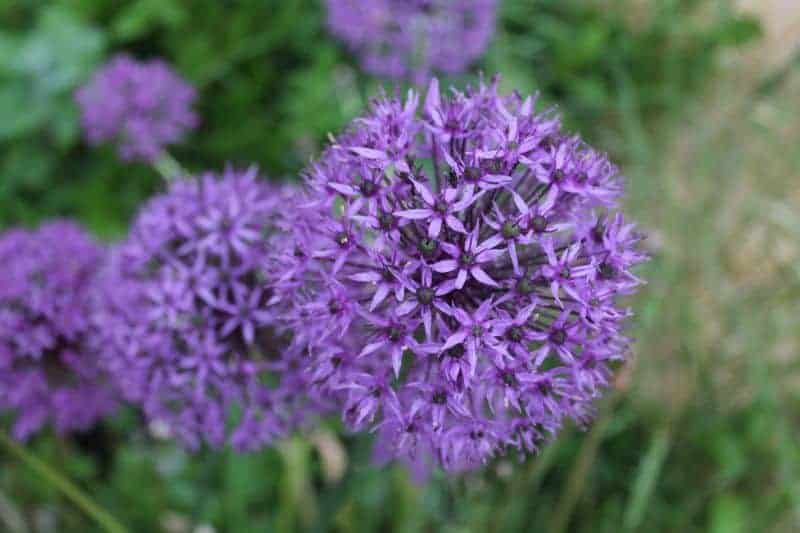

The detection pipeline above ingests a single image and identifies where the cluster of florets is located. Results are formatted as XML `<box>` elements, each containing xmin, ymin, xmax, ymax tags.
<box><xmin>75</xmin><ymin>54</ymin><xmax>198</xmax><ymax>162</ymax></box>
<box><xmin>94</xmin><ymin>168</ymin><xmax>322</xmax><ymax>450</ymax></box>
<box><xmin>272</xmin><ymin>78</ymin><xmax>647</xmax><ymax>473</ymax></box>
<box><xmin>325</xmin><ymin>0</ymin><xmax>497</xmax><ymax>83</ymax></box>
<box><xmin>0</xmin><ymin>221</ymin><xmax>116</xmax><ymax>440</ymax></box>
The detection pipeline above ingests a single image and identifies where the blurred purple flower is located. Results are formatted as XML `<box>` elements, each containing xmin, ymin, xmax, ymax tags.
<box><xmin>0</xmin><ymin>221</ymin><xmax>115</xmax><ymax>440</ymax></box>
<box><xmin>75</xmin><ymin>54</ymin><xmax>198</xmax><ymax>162</ymax></box>
<box><xmin>272</xmin><ymin>76</ymin><xmax>648</xmax><ymax>474</ymax></box>
<box><xmin>94</xmin><ymin>168</ymin><xmax>325</xmax><ymax>451</ymax></box>
<box><xmin>325</xmin><ymin>0</ymin><xmax>497</xmax><ymax>83</ymax></box>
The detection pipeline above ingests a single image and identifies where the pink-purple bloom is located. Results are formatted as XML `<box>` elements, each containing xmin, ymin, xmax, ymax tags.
<box><xmin>271</xmin><ymin>77</ymin><xmax>647</xmax><ymax>475</ymax></box>
<box><xmin>0</xmin><ymin>221</ymin><xmax>116</xmax><ymax>440</ymax></box>
<box><xmin>94</xmin><ymin>168</ymin><xmax>323</xmax><ymax>450</ymax></box>
<box><xmin>75</xmin><ymin>54</ymin><xmax>198</xmax><ymax>162</ymax></box>
<box><xmin>325</xmin><ymin>0</ymin><xmax>497</xmax><ymax>83</ymax></box>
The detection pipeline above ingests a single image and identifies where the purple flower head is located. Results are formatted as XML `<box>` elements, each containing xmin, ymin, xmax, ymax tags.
<box><xmin>325</xmin><ymin>0</ymin><xmax>497</xmax><ymax>83</ymax></box>
<box><xmin>274</xmin><ymin>77</ymin><xmax>647</xmax><ymax>474</ymax></box>
<box><xmin>75</xmin><ymin>54</ymin><xmax>198</xmax><ymax>162</ymax></box>
<box><xmin>0</xmin><ymin>221</ymin><xmax>116</xmax><ymax>440</ymax></box>
<box><xmin>94</xmin><ymin>168</ymin><xmax>324</xmax><ymax>450</ymax></box>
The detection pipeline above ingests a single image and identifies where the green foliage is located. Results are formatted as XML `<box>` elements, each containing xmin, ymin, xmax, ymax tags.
<box><xmin>490</xmin><ymin>0</ymin><xmax>760</xmax><ymax>149</ymax></box>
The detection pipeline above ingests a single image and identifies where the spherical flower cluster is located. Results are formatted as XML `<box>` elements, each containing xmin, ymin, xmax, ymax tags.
<box><xmin>95</xmin><ymin>168</ymin><xmax>322</xmax><ymax>450</ymax></box>
<box><xmin>273</xmin><ymin>78</ymin><xmax>647</xmax><ymax>474</ymax></box>
<box><xmin>76</xmin><ymin>54</ymin><xmax>198</xmax><ymax>162</ymax></box>
<box><xmin>325</xmin><ymin>0</ymin><xmax>497</xmax><ymax>83</ymax></box>
<box><xmin>0</xmin><ymin>221</ymin><xmax>116</xmax><ymax>440</ymax></box>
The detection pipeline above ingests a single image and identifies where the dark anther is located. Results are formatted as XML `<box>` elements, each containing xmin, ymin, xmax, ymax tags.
<box><xmin>549</xmin><ymin>329</ymin><xmax>567</xmax><ymax>345</ymax></box>
<box><xmin>508</xmin><ymin>326</ymin><xmax>523</xmax><ymax>342</ymax></box>
<box><xmin>516</xmin><ymin>277</ymin><xmax>536</xmax><ymax>295</ymax></box>
<box><xmin>331</xmin><ymin>356</ymin><xmax>342</xmax><ymax>367</ymax></box>
<box><xmin>531</xmin><ymin>215</ymin><xmax>548</xmax><ymax>233</ymax></box>
<box><xmin>502</xmin><ymin>221</ymin><xmax>521</xmax><ymax>239</ymax></box>
<box><xmin>502</xmin><ymin>372</ymin><xmax>516</xmax><ymax>386</ymax></box>
<box><xmin>560</xmin><ymin>266</ymin><xmax>571</xmax><ymax>279</ymax></box>
<box><xmin>577</xmin><ymin>171</ymin><xmax>589</xmax><ymax>183</ymax></box>
<box><xmin>387</xmin><ymin>327</ymin><xmax>403</xmax><ymax>342</ymax></box>
<box><xmin>417</xmin><ymin>287</ymin><xmax>435</xmax><ymax>305</ymax></box>
<box><xmin>464</xmin><ymin>11</ymin><xmax>476</xmax><ymax>28</ymax></box>
<box><xmin>592</xmin><ymin>223</ymin><xmax>605</xmax><ymax>243</ymax></box>
<box><xmin>359</xmin><ymin>180</ymin><xmax>377</xmax><ymax>197</ymax></box>
<box><xmin>382</xmin><ymin>269</ymin><xmax>395</xmax><ymax>282</ymax></box>
<box><xmin>378</xmin><ymin>212</ymin><xmax>395</xmax><ymax>230</ymax></box>
<box><xmin>552</xmin><ymin>169</ymin><xmax>565</xmax><ymax>182</ymax></box>
<box><xmin>293</xmin><ymin>246</ymin><xmax>305</xmax><ymax>258</ymax></box>
<box><xmin>418</xmin><ymin>238</ymin><xmax>438</xmax><ymax>256</ymax></box>
<box><xmin>446</xmin><ymin>344</ymin><xmax>465</xmax><ymax>359</ymax></box>
<box><xmin>464</xmin><ymin>166</ymin><xmax>482</xmax><ymax>182</ymax></box>
<box><xmin>435</xmin><ymin>201</ymin><xmax>449</xmax><ymax>214</ymax></box>
<box><xmin>29</xmin><ymin>271</ymin><xmax>45</xmax><ymax>287</ymax></box>
<box><xmin>420</xmin><ymin>0</ymin><xmax>436</xmax><ymax>14</ymax></box>
<box><xmin>335</xmin><ymin>232</ymin><xmax>350</xmax><ymax>247</ymax></box>
<box><xmin>328</xmin><ymin>299</ymin><xmax>342</xmax><ymax>315</ymax></box>
<box><xmin>460</xmin><ymin>252</ymin><xmax>474</xmax><ymax>266</ymax></box>
<box><xmin>432</xmin><ymin>391</ymin><xmax>447</xmax><ymax>404</ymax></box>
<box><xmin>598</xmin><ymin>262</ymin><xmax>616</xmax><ymax>280</ymax></box>
<box><xmin>472</xmin><ymin>325</ymin><xmax>483</xmax><ymax>337</ymax></box>
<box><xmin>470</xmin><ymin>430</ymin><xmax>485</xmax><ymax>440</ymax></box>
<box><xmin>444</xmin><ymin>169</ymin><xmax>458</xmax><ymax>187</ymax></box>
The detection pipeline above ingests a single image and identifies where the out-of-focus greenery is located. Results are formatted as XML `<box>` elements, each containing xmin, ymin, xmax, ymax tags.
<box><xmin>2</xmin><ymin>0</ymin><xmax>799</xmax><ymax>532</ymax></box>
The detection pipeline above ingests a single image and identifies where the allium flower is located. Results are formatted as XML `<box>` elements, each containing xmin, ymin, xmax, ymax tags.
<box><xmin>0</xmin><ymin>221</ymin><xmax>115</xmax><ymax>440</ymax></box>
<box><xmin>273</xmin><ymin>77</ymin><xmax>647</xmax><ymax>474</ymax></box>
<box><xmin>325</xmin><ymin>0</ymin><xmax>497</xmax><ymax>82</ymax></box>
<box><xmin>76</xmin><ymin>54</ymin><xmax>198</xmax><ymax>162</ymax></box>
<box><xmin>94</xmin><ymin>168</ymin><xmax>323</xmax><ymax>451</ymax></box>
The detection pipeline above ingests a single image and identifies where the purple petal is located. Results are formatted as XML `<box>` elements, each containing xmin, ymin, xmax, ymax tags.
<box><xmin>431</xmin><ymin>260</ymin><xmax>459</xmax><ymax>273</ymax></box>
<box><xmin>397</xmin><ymin>300</ymin><xmax>418</xmax><ymax>316</ymax></box>
<box><xmin>350</xmin><ymin>147</ymin><xmax>388</xmax><ymax>160</ymax></box>
<box><xmin>471</xmin><ymin>266</ymin><xmax>499</xmax><ymax>287</ymax></box>
<box><xmin>455</xmin><ymin>269</ymin><xmax>468</xmax><ymax>289</ymax></box>
<box><xmin>428</xmin><ymin>217</ymin><xmax>442</xmax><ymax>238</ymax></box>
<box><xmin>442</xmin><ymin>330</ymin><xmax>468</xmax><ymax>351</ymax></box>
<box><xmin>411</xmin><ymin>180</ymin><xmax>436</xmax><ymax>206</ymax></box>
<box><xmin>446</xmin><ymin>215</ymin><xmax>466</xmax><ymax>233</ymax></box>
<box><xmin>395</xmin><ymin>209</ymin><xmax>432</xmax><ymax>220</ymax></box>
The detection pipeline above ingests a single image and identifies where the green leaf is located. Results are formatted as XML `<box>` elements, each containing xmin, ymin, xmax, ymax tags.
<box><xmin>0</xmin><ymin>82</ymin><xmax>50</xmax><ymax>139</ymax></box>
<box><xmin>112</xmin><ymin>0</ymin><xmax>187</xmax><ymax>42</ymax></box>
<box><xmin>710</xmin><ymin>494</ymin><xmax>747</xmax><ymax>533</ymax></box>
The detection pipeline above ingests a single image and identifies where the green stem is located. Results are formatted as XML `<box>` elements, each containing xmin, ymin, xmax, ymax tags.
<box><xmin>0</xmin><ymin>431</ymin><xmax>127</xmax><ymax>533</ymax></box>
<box><xmin>153</xmin><ymin>151</ymin><xmax>187</xmax><ymax>182</ymax></box>
<box><xmin>548</xmin><ymin>393</ymin><xmax>621</xmax><ymax>533</ymax></box>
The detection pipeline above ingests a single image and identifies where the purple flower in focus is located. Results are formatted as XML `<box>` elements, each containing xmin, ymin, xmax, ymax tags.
<box><xmin>0</xmin><ymin>221</ymin><xmax>115</xmax><ymax>440</ymax></box>
<box><xmin>75</xmin><ymin>54</ymin><xmax>198</xmax><ymax>162</ymax></box>
<box><xmin>325</xmin><ymin>0</ymin><xmax>497</xmax><ymax>83</ymax></box>
<box><xmin>272</xmin><ymin>76</ymin><xmax>648</xmax><ymax>474</ymax></box>
<box><xmin>94</xmin><ymin>168</ymin><xmax>324</xmax><ymax>450</ymax></box>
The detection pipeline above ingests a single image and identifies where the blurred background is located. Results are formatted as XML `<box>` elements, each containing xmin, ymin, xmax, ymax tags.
<box><xmin>1</xmin><ymin>0</ymin><xmax>799</xmax><ymax>531</ymax></box>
